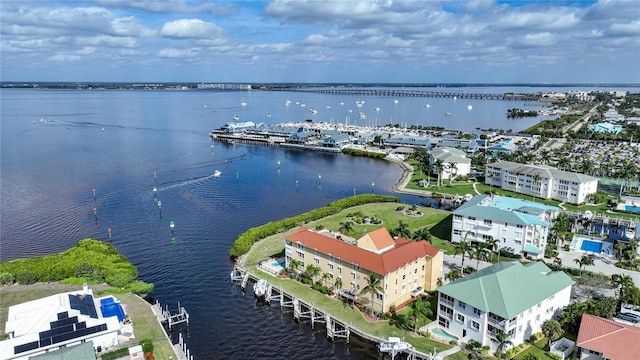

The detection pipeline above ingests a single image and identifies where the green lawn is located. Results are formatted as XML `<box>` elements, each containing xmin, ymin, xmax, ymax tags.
<box><xmin>513</xmin><ymin>339</ymin><xmax>555</xmax><ymax>360</ymax></box>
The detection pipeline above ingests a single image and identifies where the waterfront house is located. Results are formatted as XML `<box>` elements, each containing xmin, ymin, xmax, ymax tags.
<box><xmin>576</xmin><ymin>313</ymin><xmax>640</xmax><ymax>360</ymax></box>
<box><xmin>429</xmin><ymin>147</ymin><xmax>471</xmax><ymax>180</ymax></box>
<box><xmin>437</xmin><ymin>261</ymin><xmax>574</xmax><ymax>353</ymax></box>
<box><xmin>451</xmin><ymin>194</ymin><xmax>559</xmax><ymax>259</ymax></box>
<box><xmin>485</xmin><ymin>161</ymin><xmax>598</xmax><ymax>205</ymax></box>
<box><xmin>433</xmin><ymin>138</ymin><xmax>479</xmax><ymax>155</ymax></box>
<box><xmin>284</xmin><ymin>227</ymin><xmax>443</xmax><ymax>313</ymax></box>
<box><xmin>588</xmin><ymin>122</ymin><xmax>622</xmax><ymax>134</ymax></box>
<box><xmin>0</xmin><ymin>285</ymin><xmax>124</xmax><ymax>360</ymax></box>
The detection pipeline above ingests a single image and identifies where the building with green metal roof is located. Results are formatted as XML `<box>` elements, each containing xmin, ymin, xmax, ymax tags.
<box><xmin>451</xmin><ymin>194</ymin><xmax>559</xmax><ymax>260</ymax></box>
<box><xmin>436</xmin><ymin>261</ymin><xmax>574</xmax><ymax>352</ymax></box>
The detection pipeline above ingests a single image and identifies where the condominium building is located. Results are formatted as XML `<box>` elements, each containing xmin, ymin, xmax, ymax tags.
<box><xmin>429</xmin><ymin>147</ymin><xmax>471</xmax><ymax>180</ymax></box>
<box><xmin>451</xmin><ymin>195</ymin><xmax>559</xmax><ymax>259</ymax></box>
<box><xmin>485</xmin><ymin>161</ymin><xmax>598</xmax><ymax>205</ymax></box>
<box><xmin>285</xmin><ymin>227</ymin><xmax>443</xmax><ymax>313</ymax></box>
<box><xmin>437</xmin><ymin>262</ymin><xmax>574</xmax><ymax>352</ymax></box>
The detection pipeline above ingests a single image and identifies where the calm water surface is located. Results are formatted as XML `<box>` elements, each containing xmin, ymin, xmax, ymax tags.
<box><xmin>2</xmin><ymin>86</ymin><xmax>636</xmax><ymax>359</ymax></box>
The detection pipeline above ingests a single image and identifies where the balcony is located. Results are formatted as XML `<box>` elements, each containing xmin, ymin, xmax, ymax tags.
<box><xmin>440</xmin><ymin>297</ymin><xmax>454</xmax><ymax>307</ymax></box>
<box><xmin>439</xmin><ymin>311</ymin><xmax>453</xmax><ymax>320</ymax></box>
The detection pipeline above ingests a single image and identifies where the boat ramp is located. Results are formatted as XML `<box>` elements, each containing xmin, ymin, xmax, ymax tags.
<box><xmin>230</xmin><ymin>266</ymin><xmax>443</xmax><ymax>359</ymax></box>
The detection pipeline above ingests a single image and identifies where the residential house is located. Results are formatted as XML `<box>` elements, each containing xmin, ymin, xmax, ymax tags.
<box><xmin>576</xmin><ymin>313</ymin><xmax>640</xmax><ymax>360</ymax></box>
<box><xmin>0</xmin><ymin>285</ymin><xmax>123</xmax><ymax>360</ymax></box>
<box><xmin>429</xmin><ymin>147</ymin><xmax>471</xmax><ymax>180</ymax></box>
<box><xmin>486</xmin><ymin>139</ymin><xmax>518</xmax><ymax>155</ymax></box>
<box><xmin>437</xmin><ymin>261</ymin><xmax>574</xmax><ymax>352</ymax></box>
<box><xmin>485</xmin><ymin>161</ymin><xmax>599</xmax><ymax>205</ymax></box>
<box><xmin>383</xmin><ymin>134</ymin><xmax>431</xmax><ymax>149</ymax></box>
<box><xmin>451</xmin><ymin>194</ymin><xmax>559</xmax><ymax>259</ymax></box>
<box><xmin>285</xmin><ymin>227</ymin><xmax>443</xmax><ymax>313</ymax></box>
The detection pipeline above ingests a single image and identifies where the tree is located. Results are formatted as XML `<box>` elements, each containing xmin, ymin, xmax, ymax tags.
<box><xmin>486</xmin><ymin>236</ymin><xmax>500</xmax><ymax>262</ymax></box>
<box><xmin>559</xmin><ymin>301</ymin><xmax>588</xmax><ymax>334</ymax></box>
<box><xmin>495</xmin><ymin>330</ymin><xmax>513</xmax><ymax>359</ymax></box>
<box><xmin>433</xmin><ymin>158</ymin><xmax>445</xmax><ymax>187</ymax></box>
<box><xmin>453</xmin><ymin>240</ymin><xmax>473</xmax><ymax>273</ymax></box>
<box><xmin>362</xmin><ymin>272</ymin><xmax>383</xmax><ymax>313</ymax></box>
<box><xmin>412</xmin><ymin>227</ymin><xmax>432</xmax><ymax>243</ymax></box>
<box><xmin>532</xmin><ymin>173</ymin><xmax>542</xmax><ymax>201</ymax></box>
<box><xmin>448</xmin><ymin>162</ymin><xmax>458</xmax><ymax>184</ymax></box>
<box><xmin>339</xmin><ymin>221</ymin><xmax>354</xmax><ymax>235</ymax></box>
<box><xmin>574</xmin><ymin>255</ymin><xmax>594</xmax><ymax>276</ymax></box>
<box><xmin>444</xmin><ymin>269</ymin><xmax>462</xmax><ymax>283</ymax></box>
<box><xmin>305</xmin><ymin>264</ymin><xmax>321</xmax><ymax>284</ymax></box>
<box><xmin>393</xmin><ymin>220</ymin><xmax>411</xmax><ymax>239</ymax></box>
<box><xmin>321</xmin><ymin>272</ymin><xmax>331</xmax><ymax>288</ymax></box>
<box><xmin>334</xmin><ymin>277</ymin><xmax>343</xmax><ymax>293</ymax></box>
<box><xmin>288</xmin><ymin>258</ymin><xmax>302</xmax><ymax>277</ymax></box>
<box><xmin>541</xmin><ymin>319</ymin><xmax>564</xmax><ymax>343</ymax></box>
<box><xmin>409</xmin><ymin>297</ymin><xmax>432</xmax><ymax>334</ymax></box>
<box><xmin>472</xmin><ymin>242</ymin><xmax>491</xmax><ymax>270</ymax></box>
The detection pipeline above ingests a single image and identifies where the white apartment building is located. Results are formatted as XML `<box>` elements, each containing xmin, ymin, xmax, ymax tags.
<box><xmin>437</xmin><ymin>262</ymin><xmax>574</xmax><ymax>353</ymax></box>
<box><xmin>485</xmin><ymin>161</ymin><xmax>599</xmax><ymax>205</ymax></box>
<box><xmin>451</xmin><ymin>195</ymin><xmax>559</xmax><ymax>259</ymax></box>
<box><xmin>429</xmin><ymin>147</ymin><xmax>471</xmax><ymax>180</ymax></box>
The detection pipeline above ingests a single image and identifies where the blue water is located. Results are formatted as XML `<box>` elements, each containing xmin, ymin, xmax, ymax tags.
<box><xmin>626</xmin><ymin>205</ymin><xmax>640</xmax><ymax>213</ymax></box>
<box><xmin>3</xmin><ymin>86</ymin><xmax>636</xmax><ymax>359</ymax></box>
<box><xmin>581</xmin><ymin>239</ymin><xmax>603</xmax><ymax>253</ymax></box>
<box><xmin>432</xmin><ymin>328</ymin><xmax>458</xmax><ymax>341</ymax></box>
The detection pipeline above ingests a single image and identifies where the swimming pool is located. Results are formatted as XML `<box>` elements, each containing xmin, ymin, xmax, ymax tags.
<box><xmin>581</xmin><ymin>239</ymin><xmax>603</xmax><ymax>253</ymax></box>
<box><xmin>432</xmin><ymin>328</ymin><xmax>459</xmax><ymax>341</ymax></box>
<box><xmin>626</xmin><ymin>205</ymin><xmax>640</xmax><ymax>214</ymax></box>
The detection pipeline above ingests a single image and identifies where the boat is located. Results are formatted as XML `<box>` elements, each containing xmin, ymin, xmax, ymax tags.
<box><xmin>212</xmin><ymin>170</ymin><xmax>222</xmax><ymax>178</ymax></box>
<box><xmin>240</xmin><ymin>98</ymin><xmax>247</xmax><ymax>106</ymax></box>
<box><xmin>253</xmin><ymin>279</ymin><xmax>268</xmax><ymax>298</ymax></box>
<box><xmin>232</xmin><ymin>115</ymin><xmax>240</xmax><ymax>121</ymax></box>
<box><xmin>377</xmin><ymin>337</ymin><xmax>412</xmax><ymax>353</ymax></box>
<box><xmin>310</xmin><ymin>108</ymin><xmax>319</xmax><ymax>114</ymax></box>
<box><xmin>265</xmin><ymin>113</ymin><xmax>271</xmax><ymax>118</ymax></box>
<box><xmin>626</xmin><ymin>227</ymin><xmax>636</xmax><ymax>240</ymax></box>
<box><xmin>424</xmin><ymin>104</ymin><xmax>431</xmax><ymax>108</ymax></box>
<box><xmin>444</xmin><ymin>112</ymin><xmax>451</xmax><ymax>116</ymax></box>
<box><xmin>466</xmin><ymin>104</ymin><xmax>473</xmax><ymax>110</ymax></box>
<box><xmin>359</xmin><ymin>112</ymin><xmax>366</xmax><ymax>119</ymax></box>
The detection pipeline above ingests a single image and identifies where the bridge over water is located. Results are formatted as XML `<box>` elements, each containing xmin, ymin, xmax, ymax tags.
<box><xmin>295</xmin><ymin>88</ymin><xmax>539</xmax><ymax>101</ymax></box>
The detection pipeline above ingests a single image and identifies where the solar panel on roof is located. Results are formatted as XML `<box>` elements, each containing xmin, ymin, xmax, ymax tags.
<box><xmin>57</xmin><ymin>311</ymin><xmax>68</xmax><ymax>320</ymax></box>
<box><xmin>14</xmin><ymin>341</ymin><xmax>39</xmax><ymax>354</ymax></box>
<box><xmin>68</xmin><ymin>294</ymin><xmax>99</xmax><ymax>319</ymax></box>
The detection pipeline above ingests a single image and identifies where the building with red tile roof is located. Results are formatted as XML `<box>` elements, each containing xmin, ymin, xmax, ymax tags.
<box><xmin>285</xmin><ymin>227</ymin><xmax>443</xmax><ymax>313</ymax></box>
<box><xmin>576</xmin><ymin>313</ymin><xmax>640</xmax><ymax>360</ymax></box>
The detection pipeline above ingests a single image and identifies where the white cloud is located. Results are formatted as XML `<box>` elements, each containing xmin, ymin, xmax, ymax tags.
<box><xmin>160</xmin><ymin>19</ymin><xmax>225</xmax><ymax>39</ymax></box>
<box><xmin>158</xmin><ymin>47</ymin><xmax>200</xmax><ymax>58</ymax></box>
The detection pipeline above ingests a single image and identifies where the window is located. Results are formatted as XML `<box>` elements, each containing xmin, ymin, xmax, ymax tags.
<box><xmin>314</xmin><ymin>258</ymin><xmax>320</xmax><ymax>264</ymax></box>
<box><xmin>414</xmin><ymin>268</ymin><xmax>418</xmax><ymax>274</ymax></box>
<box><xmin>402</xmin><ymin>274</ymin><xmax>406</xmax><ymax>280</ymax></box>
<box><xmin>535</xmin><ymin>314</ymin><xmax>540</xmax><ymax>322</ymax></box>
<box><xmin>329</xmin><ymin>255</ymin><xmax>334</xmax><ymax>262</ymax></box>
<box><xmin>473</xmin><ymin>308</ymin><xmax>481</xmax><ymax>316</ymax></box>
<box><xmin>468</xmin><ymin>216</ymin><xmax>476</xmax><ymax>221</ymax></box>
<box><xmin>351</xmin><ymin>272</ymin><xmax>356</xmax><ymax>280</ymax></box>
<box><xmin>338</xmin><ymin>267</ymin><xmax>342</xmax><ymax>274</ymax></box>
<box><xmin>297</xmin><ymin>243</ymin><xmax>304</xmax><ymax>249</ymax></box>
<box><xmin>454</xmin><ymin>214</ymin><xmax>463</xmax><ymax>220</ymax></box>
<box><xmin>458</xmin><ymin>301</ymin><xmax>466</xmax><ymax>309</ymax></box>
<box><xmin>328</xmin><ymin>264</ymin><xmax>334</xmax><ymax>270</ymax></box>
<box><xmin>484</xmin><ymin>219</ymin><xmax>492</xmax><ymax>225</ymax></box>
<box><xmin>457</xmin><ymin>314</ymin><xmax>465</xmax><ymax>322</ymax></box>
<box><xmin>471</xmin><ymin>321</ymin><xmax>480</xmax><ymax>330</ymax></box>
<box><xmin>296</xmin><ymin>251</ymin><xmax>304</xmax><ymax>258</ymax></box>
<box><xmin>354</xmin><ymin>264</ymin><xmax>360</xmax><ymax>270</ymax></box>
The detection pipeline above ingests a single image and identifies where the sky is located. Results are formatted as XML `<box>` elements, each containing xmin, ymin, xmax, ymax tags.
<box><xmin>1</xmin><ymin>0</ymin><xmax>639</xmax><ymax>84</ymax></box>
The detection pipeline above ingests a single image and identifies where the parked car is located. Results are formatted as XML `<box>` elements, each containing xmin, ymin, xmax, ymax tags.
<box><xmin>615</xmin><ymin>312</ymin><xmax>640</xmax><ymax>323</ymax></box>
<box><xmin>411</xmin><ymin>286</ymin><xmax>424</xmax><ymax>297</ymax></box>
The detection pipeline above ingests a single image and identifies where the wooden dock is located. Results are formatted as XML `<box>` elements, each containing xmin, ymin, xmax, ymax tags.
<box><xmin>230</xmin><ymin>266</ymin><xmax>438</xmax><ymax>359</ymax></box>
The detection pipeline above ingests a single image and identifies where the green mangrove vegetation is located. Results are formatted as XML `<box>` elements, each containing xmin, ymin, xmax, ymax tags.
<box><xmin>0</xmin><ymin>239</ymin><xmax>153</xmax><ymax>294</ymax></box>
<box><xmin>229</xmin><ymin>194</ymin><xmax>401</xmax><ymax>257</ymax></box>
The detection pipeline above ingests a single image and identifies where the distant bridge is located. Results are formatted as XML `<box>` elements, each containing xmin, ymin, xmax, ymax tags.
<box><xmin>294</xmin><ymin>88</ymin><xmax>539</xmax><ymax>101</ymax></box>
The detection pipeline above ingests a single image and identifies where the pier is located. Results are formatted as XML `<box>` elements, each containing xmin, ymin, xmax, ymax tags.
<box><xmin>151</xmin><ymin>300</ymin><xmax>193</xmax><ymax>360</ymax></box>
<box><xmin>230</xmin><ymin>266</ymin><xmax>438</xmax><ymax>359</ymax></box>
<box><xmin>296</xmin><ymin>88</ymin><xmax>539</xmax><ymax>101</ymax></box>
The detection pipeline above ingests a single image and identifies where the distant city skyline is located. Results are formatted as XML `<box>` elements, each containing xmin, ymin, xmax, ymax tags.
<box><xmin>2</xmin><ymin>0</ymin><xmax>639</xmax><ymax>84</ymax></box>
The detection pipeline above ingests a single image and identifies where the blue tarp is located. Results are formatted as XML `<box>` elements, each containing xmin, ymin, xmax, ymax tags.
<box><xmin>100</xmin><ymin>297</ymin><xmax>125</xmax><ymax>322</ymax></box>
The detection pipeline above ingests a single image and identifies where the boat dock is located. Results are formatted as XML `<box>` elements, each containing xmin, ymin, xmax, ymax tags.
<box><xmin>230</xmin><ymin>266</ymin><xmax>440</xmax><ymax>359</ymax></box>
<box><xmin>151</xmin><ymin>300</ymin><xmax>193</xmax><ymax>360</ymax></box>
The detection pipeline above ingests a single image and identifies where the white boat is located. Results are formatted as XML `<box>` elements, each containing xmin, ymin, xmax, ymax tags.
<box><xmin>626</xmin><ymin>228</ymin><xmax>636</xmax><ymax>239</ymax></box>
<box><xmin>378</xmin><ymin>337</ymin><xmax>412</xmax><ymax>353</ymax></box>
<box><xmin>212</xmin><ymin>170</ymin><xmax>222</xmax><ymax>178</ymax></box>
<box><xmin>265</xmin><ymin>113</ymin><xmax>271</xmax><ymax>118</ymax></box>
<box><xmin>466</xmin><ymin>104</ymin><xmax>473</xmax><ymax>110</ymax></box>
<box><xmin>444</xmin><ymin>112</ymin><xmax>451</xmax><ymax>116</ymax></box>
<box><xmin>240</xmin><ymin>98</ymin><xmax>247</xmax><ymax>106</ymax></box>
<box><xmin>253</xmin><ymin>279</ymin><xmax>268</xmax><ymax>298</ymax></box>
<box><xmin>425</xmin><ymin>104</ymin><xmax>431</xmax><ymax>108</ymax></box>
<box><xmin>232</xmin><ymin>115</ymin><xmax>240</xmax><ymax>121</ymax></box>
<box><xmin>374</xmin><ymin>107</ymin><xmax>380</xmax><ymax>112</ymax></box>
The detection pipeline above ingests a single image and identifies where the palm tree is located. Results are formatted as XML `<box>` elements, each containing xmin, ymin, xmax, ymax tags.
<box><xmin>448</xmin><ymin>162</ymin><xmax>458</xmax><ymax>184</ymax></box>
<box><xmin>532</xmin><ymin>173</ymin><xmax>542</xmax><ymax>201</ymax></box>
<box><xmin>444</xmin><ymin>269</ymin><xmax>462</xmax><ymax>283</ymax></box>
<box><xmin>573</xmin><ymin>255</ymin><xmax>594</xmax><ymax>276</ymax></box>
<box><xmin>306</xmin><ymin>264</ymin><xmax>321</xmax><ymax>283</ymax></box>
<box><xmin>339</xmin><ymin>221</ymin><xmax>354</xmax><ymax>235</ymax></box>
<box><xmin>321</xmin><ymin>272</ymin><xmax>331</xmax><ymax>288</ymax></box>
<box><xmin>486</xmin><ymin>236</ymin><xmax>500</xmax><ymax>262</ymax></box>
<box><xmin>394</xmin><ymin>220</ymin><xmax>411</xmax><ymax>239</ymax></box>
<box><xmin>453</xmin><ymin>239</ymin><xmax>473</xmax><ymax>273</ymax></box>
<box><xmin>334</xmin><ymin>277</ymin><xmax>343</xmax><ymax>293</ymax></box>
<box><xmin>541</xmin><ymin>319</ymin><xmax>564</xmax><ymax>343</ymax></box>
<box><xmin>433</xmin><ymin>158</ymin><xmax>445</xmax><ymax>187</ymax></box>
<box><xmin>409</xmin><ymin>297</ymin><xmax>432</xmax><ymax>334</ymax></box>
<box><xmin>412</xmin><ymin>227</ymin><xmax>432</xmax><ymax>243</ymax></box>
<box><xmin>495</xmin><ymin>330</ymin><xmax>513</xmax><ymax>359</ymax></box>
<box><xmin>362</xmin><ymin>273</ymin><xmax>383</xmax><ymax>313</ymax></box>
<box><xmin>472</xmin><ymin>242</ymin><xmax>491</xmax><ymax>270</ymax></box>
<box><xmin>288</xmin><ymin>258</ymin><xmax>302</xmax><ymax>277</ymax></box>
